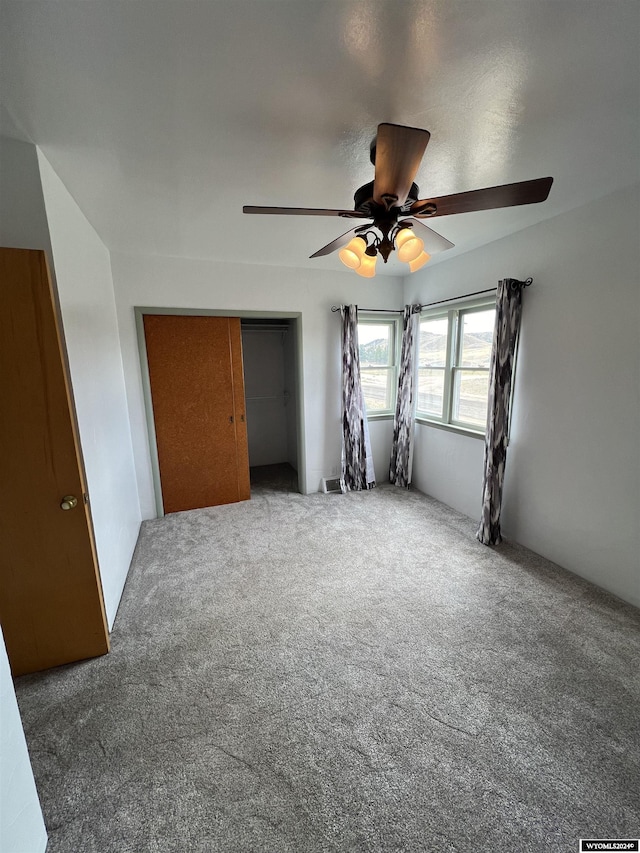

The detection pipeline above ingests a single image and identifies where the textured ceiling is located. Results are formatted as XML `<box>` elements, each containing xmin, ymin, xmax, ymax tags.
<box><xmin>1</xmin><ymin>1</ymin><xmax>638</xmax><ymax>275</ymax></box>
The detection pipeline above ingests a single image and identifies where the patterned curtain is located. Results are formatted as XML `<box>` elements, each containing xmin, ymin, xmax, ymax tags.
<box><xmin>476</xmin><ymin>279</ymin><xmax>525</xmax><ymax>545</ymax></box>
<box><xmin>389</xmin><ymin>305</ymin><xmax>420</xmax><ymax>487</ymax></box>
<box><xmin>340</xmin><ymin>305</ymin><xmax>376</xmax><ymax>491</ymax></box>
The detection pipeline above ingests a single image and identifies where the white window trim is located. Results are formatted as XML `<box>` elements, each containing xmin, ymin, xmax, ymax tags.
<box><xmin>358</xmin><ymin>312</ymin><xmax>402</xmax><ymax>419</ymax></box>
<box><xmin>416</xmin><ymin>295</ymin><xmax>496</xmax><ymax>438</ymax></box>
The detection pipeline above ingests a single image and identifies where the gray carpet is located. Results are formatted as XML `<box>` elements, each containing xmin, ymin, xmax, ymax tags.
<box><xmin>15</xmin><ymin>484</ymin><xmax>640</xmax><ymax>853</ymax></box>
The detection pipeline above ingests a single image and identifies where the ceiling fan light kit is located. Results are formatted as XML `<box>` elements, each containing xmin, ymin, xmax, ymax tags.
<box><xmin>395</xmin><ymin>226</ymin><xmax>424</xmax><ymax>263</ymax></box>
<box><xmin>243</xmin><ymin>123</ymin><xmax>553</xmax><ymax>278</ymax></box>
<box><xmin>338</xmin><ymin>236</ymin><xmax>367</xmax><ymax>270</ymax></box>
<box><xmin>354</xmin><ymin>247</ymin><xmax>377</xmax><ymax>278</ymax></box>
<box><xmin>408</xmin><ymin>250</ymin><xmax>431</xmax><ymax>273</ymax></box>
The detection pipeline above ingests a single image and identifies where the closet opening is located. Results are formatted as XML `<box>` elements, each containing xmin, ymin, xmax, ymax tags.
<box><xmin>241</xmin><ymin>318</ymin><xmax>300</xmax><ymax>494</ymax></box>
<box><xmin>137</xmin><ymin>308</ymin><xmax>305</xmax><ymax>516</ymax></box>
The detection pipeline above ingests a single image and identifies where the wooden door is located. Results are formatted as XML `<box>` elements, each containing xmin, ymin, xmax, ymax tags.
<box><xmin>143</xmin><ymin>315</ymin><xmax>250</xmax><ymax>513</ymax></box>
<box><xmin>0</xmin><ymin>248</ymin><xmax>109</xmax><ymax>676</ymax></box>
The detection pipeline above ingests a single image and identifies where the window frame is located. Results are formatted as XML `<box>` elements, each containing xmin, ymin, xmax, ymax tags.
<box><xmin>357</xmin><ymin>312</ymin><xmax>401</xmax><ymax>419</ymax></box>
<box><xmin>416</xmin><ymin>295</ymin><xmax>496</xmax><ymax>437</ymax></box>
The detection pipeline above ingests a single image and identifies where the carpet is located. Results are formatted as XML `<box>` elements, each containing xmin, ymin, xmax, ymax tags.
<box><xmin>15</xmin><ymin>484</ymin><xmax>640</xmax><ymax>852</ymax></box>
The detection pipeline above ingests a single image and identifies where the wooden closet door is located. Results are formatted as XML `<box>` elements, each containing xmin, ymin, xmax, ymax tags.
<box><xmin>143</xmin><ymin>315</ymin><xmax>250</xmax><ymax>513</ymax></box>
<box><xmin>0</xmin><ymin>248</ymin><xmax>109</xmax><ymax>676</ymax></box>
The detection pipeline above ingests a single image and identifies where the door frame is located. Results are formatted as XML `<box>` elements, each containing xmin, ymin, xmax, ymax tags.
<box><xmin>135</xmin><ymin>307</ymin><xmax>306</xmax><ymax>516</ymax></box>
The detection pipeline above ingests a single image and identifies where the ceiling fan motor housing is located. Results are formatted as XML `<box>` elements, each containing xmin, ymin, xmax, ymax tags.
<box><xmin>353</xmin><ymin>180</ymin><xmax>420</xmax><ymax>214</ymax></box>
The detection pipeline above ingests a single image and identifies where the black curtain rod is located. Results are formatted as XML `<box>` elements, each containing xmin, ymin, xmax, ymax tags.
<box><xmin>420</xmin><ymin>278</ymin><xmax>532</xmax><ymax>309</ymax></box>
<box><xmin>418</xmin><ymin>287</ymin><xmax>496</xmax><ymax>309</ymax></box>
<box><xmin>331</xmin><ymin>278</ymin><xmax>532</xmax><ymax>314</ymax></box>
<box><xmin>330</xmin><ymin>306</ymin><xmax>402</xmax><ymax>313</ymax></box>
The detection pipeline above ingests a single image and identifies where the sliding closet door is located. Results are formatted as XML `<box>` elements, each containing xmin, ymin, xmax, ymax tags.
<box><xmin>143</xmin><ymin>315</ymin><xmax>250</xmax><ymax>513</ymax></box>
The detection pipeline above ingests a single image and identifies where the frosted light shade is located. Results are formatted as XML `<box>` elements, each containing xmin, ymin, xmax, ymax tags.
<box><xmin>408</xmin><ymin>250</ymin><xmax>431</xmax><ymax>272</ymax></box>
<box><xmin>395</xmin><ymin>227</ymin><xmax>424</xmax><ymax>263</ymax></box>
<box><xmin>355</xmin><ymin>252</ymin><xmax>376</xmax><ymax>278</ymax></box>
<box><xmin>338</xmin><ymin>236</ymin><xmax>366</xmax><ymax>270</ymax></box>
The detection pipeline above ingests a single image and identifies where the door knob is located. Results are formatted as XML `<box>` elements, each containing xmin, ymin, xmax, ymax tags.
<box><xmin>60</xmin><ymin>495</ymin><xmax>78</xmax><ymax>511</ymax></box>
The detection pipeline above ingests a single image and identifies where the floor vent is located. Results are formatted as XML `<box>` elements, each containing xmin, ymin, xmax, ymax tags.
<box><xmin>322</xmin><ymin>477</ymin><xmax>344</xmax><ymax>494</ymax></box>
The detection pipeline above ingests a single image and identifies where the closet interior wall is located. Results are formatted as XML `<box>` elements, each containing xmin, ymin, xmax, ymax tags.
<box><xmin>241</xmin><ymin>319</ymin><xmax>298</xmax><ymax>475</ymax></box>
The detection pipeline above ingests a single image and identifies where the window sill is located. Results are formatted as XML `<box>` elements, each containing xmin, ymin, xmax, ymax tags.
<box><xmin>415</xmin><ymin>418</ymin><xmax>486</xmax><ymax>441</ymax></box>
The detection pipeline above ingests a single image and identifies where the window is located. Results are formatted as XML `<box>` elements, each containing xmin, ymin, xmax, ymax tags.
<box><xmin>416</xmin><ymin>298</ymin><xmax>495</xmax><ymax>433</ymax></box>
<box><xmin>357</xmin><ymin>315</ymin><xmax>400</xmax><ymax>416</ymax></box>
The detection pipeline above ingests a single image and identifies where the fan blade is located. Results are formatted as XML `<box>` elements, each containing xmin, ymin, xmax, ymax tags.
<box><xmin>410</xmin><ymin>176</ymin><xmax>553</xmax><ymax>218</ymax></box>
<box><xmin>406</xmin><ymin>219</ymin><xmax>454</xmax><ymax>254</ymax></box>
<box><xmin>372</xmin><ymin>123</ymin><xmax>430</xmax><ymax>207</ymax></box>
<box><xmin>309</xmin><ymin>226</ymin><xmax>365</xmax><ymax>258</ymax></box>
<box><xmin>243</xmin><ymin>205</ymin><xmax>366</xmax><ymax>218</ymax></box>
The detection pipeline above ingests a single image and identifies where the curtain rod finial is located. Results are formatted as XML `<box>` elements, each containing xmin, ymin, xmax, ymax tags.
<box><xmin>508</xmin><ymin>277</ymin><xmax>533</xmax><ymax>292</ymax></box>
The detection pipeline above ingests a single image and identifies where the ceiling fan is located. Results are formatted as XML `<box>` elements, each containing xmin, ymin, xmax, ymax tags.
<box><xmin>243</xmin><ymin>123</ymin><xmax>553</xmax><ymax>277</ymax></box>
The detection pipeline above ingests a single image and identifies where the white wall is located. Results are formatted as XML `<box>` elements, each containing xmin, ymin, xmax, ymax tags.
<box><xmin>367</xmin><ymin>418</ymin><xmax>394</xmax><ymax>485</ymax></box>
<box><xmin>110</xmin><ymin>251</ymin><xmax>403</xmax><ymax>517</ymax></box>
<box><xmin>411</xmin><ymin>426</ymin><xmax>485</xmax><ymax>520</ymax></box>
<box><xmin>405</xmin><ymin>183</ymin><xmax>640</xmax><ymax>607</ymax></box>
<box><xmin>0</xmin><ymin>136</ymin><xmax>52</xmax><ymax>258</ymax></box>
<box><xmin>283</xmin><ymin>321</ymin><xmax>299</xmax><ymax>471</ymax></box>
<box><xmin>37</xmin><ymin>152</ymin><xmax>142</xmax><ymax>628</ymax></box>
<box><xmin>0</xmin><ymin>631</ymin><xmax>47</xmax><ymax>853</ymax></box>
